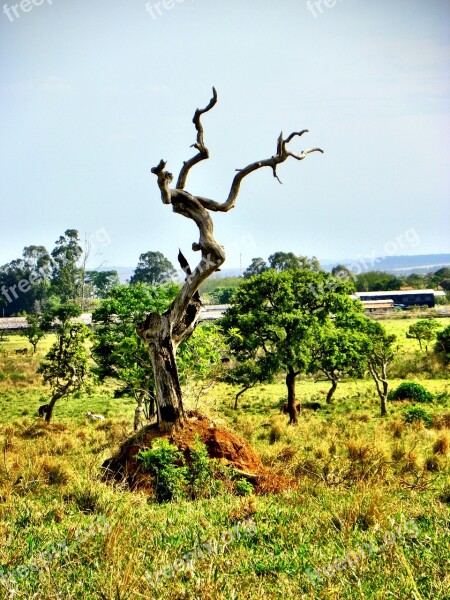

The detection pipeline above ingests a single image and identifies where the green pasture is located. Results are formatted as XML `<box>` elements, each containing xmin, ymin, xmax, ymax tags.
<box><xmin>0</xmin><ymin>316</ymin><xmax>449</xmax><ymax>599</ymax></box>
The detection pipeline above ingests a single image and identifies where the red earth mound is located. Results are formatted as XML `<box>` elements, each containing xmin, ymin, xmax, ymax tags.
<box><xmin>102</xmin><ymin>411</ymin><xmax>294</xmax><ymax>495</ymax></box>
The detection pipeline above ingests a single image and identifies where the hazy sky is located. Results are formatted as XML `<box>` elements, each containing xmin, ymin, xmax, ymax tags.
<box><xmin>1</xmin><ymin>0</ymin><xmax>449</xmax><ymax>272</ymax></box>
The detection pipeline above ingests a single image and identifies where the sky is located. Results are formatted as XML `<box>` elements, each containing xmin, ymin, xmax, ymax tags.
<box><xmin>1</xmin><ymin>0</ymin><xmax>449</xmax><ymax>273</ymax></box>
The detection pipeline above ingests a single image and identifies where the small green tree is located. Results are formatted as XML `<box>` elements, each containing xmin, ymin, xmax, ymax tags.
<box><xmin>208</xmin><ymin>286</ymin><xmax>236</xmax><ymax>304</ymax></box>
<box><xmin>268</xmin><ymin>252</ymin><xmax>321</xmax><ymax>273</ymax></box>
<box><xmin>406</xmin><ymin>319</ymin><xmax>440</xmax><ymax>352</ymax></box>
<box><xmin>308</xmin><ymin>319</ymin><xmax>370</xmax><ymax>403</ymax></box>
<box><xmin>365</xmin><ymin>321</ymin><xmax>396</xmax><ymax>416</ymax></box>
<box><xmin>222</xmin><ymin>268</ymin><xmax>354</xmax><ymax>424</ymax></box>
<box><xmin>222</xmin><ymin>354</ymin><xmax>275</xmax><ymax>409</ymax></box>
<box><xmin>38</xmin><ymin>307</ymin><xmax>91</xmax><ymax>422</ymax></box>
<box><xmin>20</xmin><ymin>313</ymin><xmax>48</xmax><ymax>354</ymax></box>
<box><xmin>92</xmin><ymin>283</ymin><xmax>179</xmax><ymax>430</ymax></box>
<box><xmin>85</xmin><ymin>270</ymin><xmax>120</xmax><ymax>299</ymax></box>
<box><xmin>176</xmin><ymin>322</ymin><xmax>227</xmax><ymax>408</ymax></box>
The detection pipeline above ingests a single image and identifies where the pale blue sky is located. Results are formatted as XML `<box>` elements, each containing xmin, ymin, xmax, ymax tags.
<box><xmin>1</xmin><ymin>0</ymin><xmax>449</xmax><ymax>271</ymax></box>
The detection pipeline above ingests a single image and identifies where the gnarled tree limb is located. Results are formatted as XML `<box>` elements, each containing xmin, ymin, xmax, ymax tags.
<box><xmin>138</xmin><ymin>87</ymin><xmax>323</xmax><ymax>429</ymax></box>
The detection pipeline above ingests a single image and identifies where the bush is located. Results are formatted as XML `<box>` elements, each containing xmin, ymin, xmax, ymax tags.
<box><xmin>138</xmin><ymin>437</ymin><xmax>227</xmax><ymax>502</ymax></box>
<box><xmin>388</xmin><ymin>382</ymin><xmax>433</xmax><ymax>403</ymax></box>
<box><xmin>235</xmin><ymin>477</ymin><xmax>254</xmax><ymax>496</ymax></box>
<box><xmin>185</xmin><ymin>435</ymin><xmax>224</xmax><ymax>499</ymax></box>
<box><xmin>403</xmin><ymin>407</ymin><xmax>433</xmax><ymax>428</ymax></box>
<box><xmin>138</xmin><ymin>440</ymin><xmax>187</xmax><ymax>502</ymax></box>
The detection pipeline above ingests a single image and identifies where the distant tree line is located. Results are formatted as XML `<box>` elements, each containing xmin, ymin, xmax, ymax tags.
<box><xmin>242</xmin><ymin>253</ymin><xmax>450</xmax><ymax>296</ymax></box>
<box><xmin>0</xmin><ymin>230</ymin><xmax>178</xmax><ymax>317</ymax></box>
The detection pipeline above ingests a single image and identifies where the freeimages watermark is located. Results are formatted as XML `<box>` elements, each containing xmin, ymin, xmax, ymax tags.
<box><xmin>306</xmin><ymin>0</ymin><xmax>344</xmax><ymax>18</ymax></box>
<box><xmin>0</xmin><ymin>267</ymin><xmax>47</xmax><ymax>306</ymax></box>
<box><xmin>2</xmin><ymin>0</ymin><xmax>52</xmax><ymax>23</ymax></box>
<box><xmin>144</xmin><ymin>518</ymin><xmax>257</xmax><ymax>586</ymax></box>
<box><xmin>305</xmin><ymin>517</ymin><xmax>419</xmax><ymax>586</ymax></box>
<box><xmin>145</xmin><ymin>0</ymin><xmax>195</xmax><ymax>20</ymax></box>
<box><xmin>0</xmin><ymin>227</ymin><xmax>111</xmax><ymax>308</ymax></box>
<box><xmin>0</xmin><ymin>515</ymin><xmax>110</xmax><ymax>591</ymax></box>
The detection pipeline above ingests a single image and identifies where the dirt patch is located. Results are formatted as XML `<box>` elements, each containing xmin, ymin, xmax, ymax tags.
<box><xmin>102</xmin><ymin>411</ymin><xmax>294</xmax><ymax>495</ymax></box>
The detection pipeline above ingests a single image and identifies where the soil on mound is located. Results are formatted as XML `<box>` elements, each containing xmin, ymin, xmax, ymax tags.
<box><xmin>101</xmin><ymin>411</ymin><xmax>293</xmax><ymax>495</ymax></box>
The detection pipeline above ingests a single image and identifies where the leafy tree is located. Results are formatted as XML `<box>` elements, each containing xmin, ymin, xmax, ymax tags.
<box><xmin>208</xmin><ymin>285</ymin><xmax>236</xmax><ymax>304</ymax></box>
<box><xmin>356</xmin><ymin>271</ymin><xmax>402</xmax><ymax>292</ymax></box>
<box><xmin>0</xmin><ymin>246</ymin><xmax>51</xmax><ymax>316</ymax></box>
<box><xmin>177</xmin><ymin>322</ymin><xmax>227</xmax><ymax>407</ymax></box>
<box><xmin>308</xmin><ymin>317</ymin><xmax>370</xmax><ymax>403</ymax></box>
<box><xmin>222</xmin><ymin>355</ymin><xmax>274</xmax><ymax>409</ymax></box>
<box><xmin>435</xmin><ymin>325</ymin><xmax>450</xmax><ymax>364</ymax></box>
<box><xmin>222</xmin><ymin>268</ymin><xmax>354</xmax><ymax>424</ymax></box>
<box><xmin>406</xmin><ymin>319</ymin><xmax>441</xmax><ymax>352</ymax></box>
<box><xmin>37</xmin><ymin>304</ymin><xmax>90</xmax><ymax>422</ymax></box>
<box><xmin>401</xmin><ymin>273</ymin><xmax>427</xmax><ymax>289</ymax></box>
<box><xmin>331</xmin><ymin>264</ymin><xmax>355</xmax><ymax>283</ymax></box>
<box><xmin>268</xmin><ymin>252</ymin><xmax>320</xmax><ymax>272</ymax></box>
<box><xmin>92</xmin><ymin>283</ymin><xmax>179</xmax><ymax>430</ymax></box>
<box><xmin>243</xmin><ymin>257</ymin><xmax>268</xmax><ymax>279</ymax></box>
<box><xmin>130</xmin><ymin>251</ymin><xmax>176</xmax><ymax>286</ymax></box>
<box><xmin>20</xmin><ymin>313</ymin><xmax>48</xmax><ymax>353</ymax></box>
<box><xmin>365</xmin><ymin>321</ymin><xmax>396</xmax><ymax>416</ymax></box>
<box><xmin>50</xmin><ymin>229</ymin><xmax>83</xmax><ymax>303</ymax></box>
<box><xmin>430</xmin><ymin>267</ymin><xmax>450</xmax><ymax>287</ymax></box>
<box><xmin>85</xmin><ymin>270</ymin><xmax>120</xmax><ymax>299</ymax></box>
<box><xmin>439</xmin><ymin>279</ymin><xmax>450</xmax><ymax>292</ymax></box>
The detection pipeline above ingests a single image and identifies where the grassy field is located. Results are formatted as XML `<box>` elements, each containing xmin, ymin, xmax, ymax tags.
<box><xmin>0</xmin><ymin>317</ymin><xmax>449</xmax><ymax>599</ymax></box>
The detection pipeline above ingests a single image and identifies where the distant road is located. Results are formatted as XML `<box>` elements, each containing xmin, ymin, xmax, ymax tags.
<box><xmin>0</xmin><ymin>305</ymin><xmax>230</xmax><ymax>332</ymax></box>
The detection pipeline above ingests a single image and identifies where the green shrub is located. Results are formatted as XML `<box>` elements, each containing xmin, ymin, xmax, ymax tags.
<box><xmin>234</xmin><ymin>477</ymin><xmax>254</xmax><ymax>496</ymax></box>
<box><xmin>138</xmin><ymin>440</ymin><xmax>187</xmax><ymax>502</ymax></box>
<box><xmin>138</xmin><ymin>437</ymin><xmax>228</xmax><ymax>502</ymax></box>
<box><xmin>403</xmin><ymin>407</ymin><xmax>433</xmax><ymax>428</ymax></box>
<box><xmin>388</xmin><ymin>382</ymin><xmax>433</xmax><ymax>403</ymax></box>
<box><xmin>186</xmin><ymin>435</ymin><xmax>220</xmax><ymax>499</ymax></box>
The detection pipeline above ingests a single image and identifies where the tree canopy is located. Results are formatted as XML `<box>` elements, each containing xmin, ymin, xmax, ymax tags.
<box><xmin>130</xmin><ymin>251</ymin><xmax>176</xmax><ymax>286</ymax></box>
<box><xmin>222</xmin><ymin>268</ymin><xmax>355</xmax><ymax>423</ymax></box>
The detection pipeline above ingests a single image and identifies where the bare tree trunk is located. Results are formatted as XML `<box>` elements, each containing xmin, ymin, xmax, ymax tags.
<box><xmin>137</xmin><ymin>88</ymin><xmax>323</xmax><ymax>431</ymax></box>
<box><xmin>286</xmin><ymin>368</ymin><xmax>299</xmax><ymax>425</ymax></box>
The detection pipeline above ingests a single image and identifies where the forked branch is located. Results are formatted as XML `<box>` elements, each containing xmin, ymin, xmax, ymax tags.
<box><xmin>150</xmin><ymin>88</ymin><xmax>323</xmax><ymax>338</ymax></box>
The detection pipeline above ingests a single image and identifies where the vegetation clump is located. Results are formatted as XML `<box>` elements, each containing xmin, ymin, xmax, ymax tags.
<box><xmin>388</xmin><ymin>382</ymin><xmax>433</xmax><ymax>403</ymax></box>
<box><xmin>403</xmin><ymin>406</ymin><xmax>433</xmax><ymax>427</ymax></box>
<box><xmin>137</xmin><ymin>436</ymin><xmax>253</xmax><ymax>502</ymax></box>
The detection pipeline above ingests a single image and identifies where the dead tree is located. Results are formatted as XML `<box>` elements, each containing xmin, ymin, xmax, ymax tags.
<box><xmin>137</xmin><ymin>88</ymin><xmax>323</xmax><ymax>431</ymax></box>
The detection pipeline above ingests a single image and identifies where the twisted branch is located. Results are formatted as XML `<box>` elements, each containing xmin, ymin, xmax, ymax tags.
<box><xmin>176</xmin><ymin>87</ymin><xmax>218</xmax><ymax>190</ymax></box>
<box><xmin>149</xmin><ymin>88</ymin><xmax>323</xmax><ymax>338</ymax></box>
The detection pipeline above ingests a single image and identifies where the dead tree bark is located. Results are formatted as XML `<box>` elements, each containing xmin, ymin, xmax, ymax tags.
<box><xmin>137</xmin><ymin>88</ymin><xmax>323</xmax><ymax>431</ymax></box>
